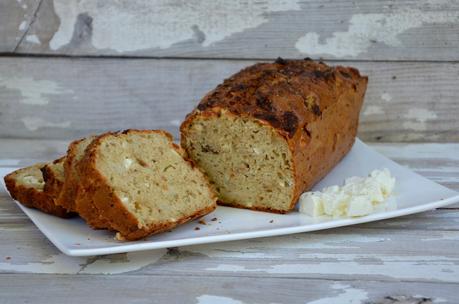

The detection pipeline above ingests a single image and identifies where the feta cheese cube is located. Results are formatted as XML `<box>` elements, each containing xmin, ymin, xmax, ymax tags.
<box><xmin>370</xmin><ymin>168</ymin><xmax>396</xmax><ymax>197</ymax></box>
<box><xmin>347</xmin><ymin>195</ymin><xmax>374</xmax><ymax>217</ymax></box>
<box><xmin>299</xmin><ymin>192</ymin><xmax>324</xmax><ymax>217</ymax></box>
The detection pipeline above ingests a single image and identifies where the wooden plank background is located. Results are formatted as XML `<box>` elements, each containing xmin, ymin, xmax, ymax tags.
<box><xmin>1</xmin><ymin>0</ymin><xmax>459</xmax><ymax>61</ymax></box>
<box><xmin>0</xmin><ymin>58</ymin><xmax>458</xmax><ymax>142</ymax></box>
<box><xmin>0</xmin><ymin>0</ymin><xmax>458</xmax><ymax>142</ymax></box>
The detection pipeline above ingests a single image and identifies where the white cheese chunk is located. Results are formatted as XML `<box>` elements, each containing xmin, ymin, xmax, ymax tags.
<box><xmin>22</xmin><ymin>175</ymin><xmax>44</xmax><ymax>187</ymax></box>
<box><xmin>123</xmin><ymin>158</ymin><xmax>134</xmax><ymax>169</ymax></box>
<box><xmin>298</xmin><ymin>192</ymin><xmax>324</xmax><ymax>217</ymax></box>
<box><xmin>298</xmin><ymin>168</ymin><xmax>396</xmax><ymax>218</ymax></box>
<box><xmin>370</xmin><ymin>168</ymin><xmax>396</xmax><ymax>197</ymax></box>
<box><xmin>347</xmin><ymin>195</ymin><xmax>374</xmax><ymax>217</ymax></box>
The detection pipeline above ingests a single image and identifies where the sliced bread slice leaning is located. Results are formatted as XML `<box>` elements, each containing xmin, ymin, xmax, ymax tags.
<box><xmin>77</xmin><ymin>129</ymin><xmax>217</xmax><ymax>240</ymax></box>
<box><xmin>41</xmin><ymin>157</ymin><xmax>66</xmax><ymax>198</ymax></box>
<box><xmin>57</xmin><ymin>135</ymin><xmax>110</xmax><ymax>229</ymax></box>
<box><xmin>4</xmin><ymin>163</ymin><xmax>73</xmax><ymax>218</ymax></box>
<box><xmin>57</xmin><ymin>136</ymin><xmax>95</xmax><ymax>212</ymax></box>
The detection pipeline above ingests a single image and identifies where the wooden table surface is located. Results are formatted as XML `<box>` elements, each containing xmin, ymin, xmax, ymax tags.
<box><xmin>0</xmin><ymin>140</ymin><xmax>457</xmax><ymax>304</ymax></box>
<box><xmin>1</xmin><ymin>0</ymin><xmax>459</xmax><ymax>303</ymax></box>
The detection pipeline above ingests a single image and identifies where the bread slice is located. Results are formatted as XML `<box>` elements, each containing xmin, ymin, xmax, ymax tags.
<box><xmin>77</xmin><ymin>129</ymin><xmax>217</xmax><ymax>240</ymax></box>
<box><xmin>56</xmin><ymin>135</ymin><xmax>110</xmax><ymax>229</ymax></box>
<box><xmin>4</xmin><ymin>163</ymin><xmax>72</xmax><ymax>218</ymax></box>
<box><xmin>181</xmin><ymin>59</ymin><xmax>368</xmax><ymax>213</ymax></box>
<box><xmin>41</xmin><ymin>157</ymin><xmax>65</xmax><ymax>198</ymax></box>
<box><xmin>57</xmin><ymin>136</ymin><xmax>95</xmax><ymax>212</ymax></box>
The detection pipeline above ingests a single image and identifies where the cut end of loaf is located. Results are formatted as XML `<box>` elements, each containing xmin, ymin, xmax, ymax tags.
<box><xmin>181</xmin><ymin>111</ymin><xmax>295</xmax><ymax>213</ymax></box>
<box><xmin>85</xmin><ymin>129</ymin><xmax>217</xmax><ymax>240</ymax></box>
<box><xmin>4</xmin><ymin>163</ymin><xmax>73</xmax><ymax>218</ymax></box>
<box><xmin>8</xmin><ymin>164</ymin><xmax>46</xmax><ymax>190</ymax></box>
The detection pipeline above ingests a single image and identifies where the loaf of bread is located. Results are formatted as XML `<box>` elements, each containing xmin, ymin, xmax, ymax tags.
<box><xmin>181</xmin><ymin>58</ymin><xmax>368</xmax><ymax>213</ymax></box>
<box><xmin>4</xmin><ymin>163</ymin><xmax>73</xmax><ymax>218</ymax></box>
<box><xmin>76</xmin><ymin>129</ymin><xmax>217</xmax><ymax>240</ymax></box>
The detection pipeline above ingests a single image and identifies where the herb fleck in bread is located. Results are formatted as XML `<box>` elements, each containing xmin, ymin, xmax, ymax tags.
<box><xmin>77</xmin><ymin>129</ymin><xmax>217</xmax><ymax>240</ymax></box>
<box><xmin>4</xmin><ymin>163</ymin><xmax>73</xmax><ymax>218</ymax></box>
<box><xmin>181</xmin><ymin>58</ymin><xmax>368</xmax><ymax>213</ymax></box>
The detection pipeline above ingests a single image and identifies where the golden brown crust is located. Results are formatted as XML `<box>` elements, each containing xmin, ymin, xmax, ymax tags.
<box><xmin>4</xmin><ymin>164</ymin><xmax>73</xmax><ymax>218</ymax></box>
<box><xmin>56</xmin><ymin>138</ymin><xmax>86</xmax><ymax>212</ymax></box>
<box><xmin>78</xmin><ymin>129</ymin><xmax>217</xmax><ymax>240</ymax></box>
<box><xmin>181</xmin><ymin>58</ymin><xmax>368</xmax><ymax>213</ymax></box>
<box><xmin>117</xmin><ymin>203</ymin><xmax>216</xmax><ymax>241</ymax></box>
<box><xmin>74</xmin><ymin>133</ymin><xmax>115</xmax><ymax>229</ymax></box>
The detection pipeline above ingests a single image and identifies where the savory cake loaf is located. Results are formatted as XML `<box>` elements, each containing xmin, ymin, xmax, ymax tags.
<box><xmin>181</xmin><ymin>58</ymin><xmax>368</xmax><ymax>213</ymax></box>
<box><xmin>4</xmin><ymin>163</ymin><xmax>72</xmax><ymax>218</ymax></box>
<box><xmin>77</xmin><ymin>129</ymin><xmax>217</xmax><ymax>240</ymax></box>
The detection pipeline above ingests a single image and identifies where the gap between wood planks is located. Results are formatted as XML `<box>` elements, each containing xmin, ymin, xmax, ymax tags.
<box><xmin>2</xmin><ymin>53</ymin><xmax>459</xmax><ymax>64</ymax></box>
<box><xmin>12</xmin><ymin>0</ymin><xmax>44</xmax><ymax>53</ymax></box>
<box><xmin>1</xmin><ymin>272</ymin><xmax>459</xmax><ymax>285</ymax></box>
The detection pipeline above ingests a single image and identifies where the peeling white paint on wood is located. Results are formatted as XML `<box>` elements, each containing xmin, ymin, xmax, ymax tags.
<box><xmin>405</xmin><ymin>108</ymin><xmax>438</xmax><ymax>122</ymax></box>
<box><xmin>403</xmin><ymin>108</ymin><xmax>439</xmax><ymax>131</ymax></box>
<box><xmin>295</xmin><ymin>9</ymin><xmax>459</xmax><ymax>57</ymax></box>
<box><xmin>21</xmin><ymin>117</ymin><xmax>71</xmax><ymax>131</ymax></box>
<box><xmin>372</xmin><ymin>143</ymin><xmax>459</xmax><ymax>161</ymax></box>
<box><xmin>184</xmin><ymin>233</ymin><xmax>391</xmax><ymax>259</ymax></box>
<box><xmin>207</xmin><ymin>251</ymin><xmax>459</xmax><ymax>282</ymax></box>
<box><xmin>25</xmin><ymin>34</ymin><xmax>40</xmax><ymax>44</ymax></box>
<box><xmin>1</xmin><ymin>58</ymin><xmax>457</xmax><ymax>141</ymax></box>
<box><xmin>381</xmin><ymin>93</ymin><xmax>392</xmax><ymax>102</ymax></box>
<box><xmin>420</xmin><ymin>232</ymin><xmax>459</xmax><ymax>242</ymax></box>
<box><xmin>18</xmin><ymin>21</ymin><xmax>27</xmax><ymax>31</ymax></box>
<box><xmin>306</xmin><ymin>283</ymin><xmax>368</xmax><ymax>304</ymax></box>
<box><xmin>0</xmin><ymin>76</ymin><xmax>73</xmax><ymax>105</ymax></box>
<box><xmin>49</xmin><ymin>0</ymin><xmax>301</xmax><ymax>52</ymax></box>
<box><xmin>0</xmin><ymin>249</ymin><xmax>166</xmax><ymax>274</ymax></box>
<box><xmin>197</xmin><ymin>295</ymin><xmax>244</xmax><ymax>304</ymax></box>
<box><xmin>363</xmin><ymin>105</ymin><xmax>384</xmax><ymax>116</ymax></box>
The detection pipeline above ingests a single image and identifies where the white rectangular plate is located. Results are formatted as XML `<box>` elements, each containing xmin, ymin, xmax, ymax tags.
<box><xmin>2</xmin><ymin>139</ymin><xmax>459</xmax><ymax>256</ymax></box>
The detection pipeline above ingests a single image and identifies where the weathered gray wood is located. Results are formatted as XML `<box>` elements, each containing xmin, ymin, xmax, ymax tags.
<box><xmin>2</xmin><ymin>0</ymin><xmax>459</xmax><ymax>61</ymax></box>
<box><xmin>1</xmin><ymin>58</ymin><xmax>458</xmax><ymax>142</ymax></box>
<box><xmin>0</xmin><ymin>274</ymin><xmax>457</xmax><ymax>304</ymax></box>
<box><xmin>0</xmin><ymin>0</ymin><xmax>40</xmax><ymax>53</ymax></box>
<box><xmin>0</xmin><ymin>142</ymin><xmax>458</xmax><ymax>297</ymax></box>
<box><xmin>1</xmin><ymin>201</ymin><xmax>459</xmax><ymax>283</ymax></box>
<box><xmin>372</xmin><ymin>143</ymin><xmax>459</xmax><ymax>195</ymax></box>
<box><xmin>0</xmin><ymin>139</ymin><xmax>68</xmax><ymax>167</ymax></box>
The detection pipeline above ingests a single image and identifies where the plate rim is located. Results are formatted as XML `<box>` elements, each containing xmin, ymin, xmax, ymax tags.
<box><xmin>15</xmin><ymin>193</ymin><xmax>459</xmax><ymax>256</ymax></box>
